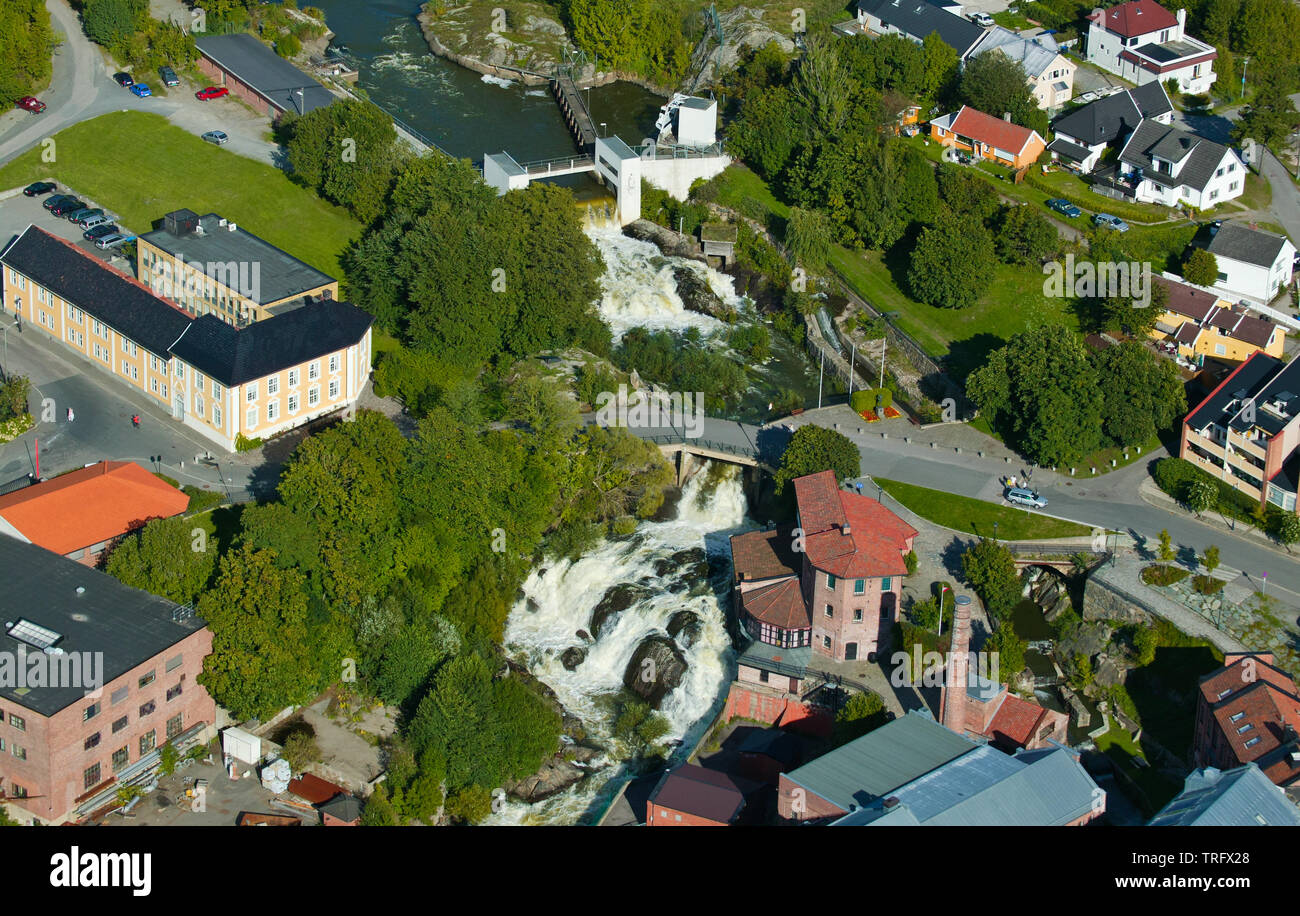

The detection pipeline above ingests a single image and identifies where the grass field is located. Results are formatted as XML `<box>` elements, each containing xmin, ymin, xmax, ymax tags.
<box><xmin>0</xmin><ymin>111</ymin><xmax>363</xmax><ymax>277</ymax></box>
<box><xmin>876</xmin><ymin>477</ymin><xmax>1094</xmax><ymax>539</ymax></box>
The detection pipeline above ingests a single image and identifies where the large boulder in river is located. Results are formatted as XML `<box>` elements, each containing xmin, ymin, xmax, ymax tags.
<box><xmin>590</xmin><ymin>583</ymin><xmax>653</xmax><ymax>638</ymax></box>
<box><xmin>673</xmin><ymin>266</ymin><xmax>736</xmax><ymax>322</ymax></box>
<box><xmin>623</xmin><ymin>635</ymin><xmax>688</xmax><ymax>708</ymax></box>
<box><xmin>667</xmin><ymin>611</ymin><xmax>702</xmax><ymax>648</ymax></box>
<box><xmin>560</xmin><ymin>647</ymin><xmax>587</xmax><ymax>671</ymax></box>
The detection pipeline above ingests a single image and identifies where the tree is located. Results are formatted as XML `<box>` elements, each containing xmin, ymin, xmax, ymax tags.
<box><xmin>995</xmin><ymin>205</ymin><xmax>1058</xmax><ymax>265</ymax></box>
<box><xmin>961</xmin><ymin>539</ymin><xmax>1021</xmax><ymax>623</ymax></box>
<box><xmin>833</xmin><ymin>691</ymin><xmax>888</xmax><ymax>746</ymax></box>
<box><xmin>82</xmin><ymin>0</ymin><xmax>144</xmax><ymax>49</ymax></box>
<box><xmin>1090</xmin><ymin>341</ymin><xmax>1187</xmax><ymax>447</ymax></box>
<box><xmin>284</xmin><ymin>98</ymin><xmax>401</xmax><ymax>223</ymax></box>
<box><xmin>785</xmin><ymin>206</ymin><xmax>834</xmax><ymax>273</ymax></box>
<box><xmin>986</xmin><ymin>625</ymin><xmax>1027</xmax><ymax>682</ymax></box>
<box><xmin>1096</xmin><ymin>271</ymin><xmax>1169</xmax><ymax>337</ymax></box>
<box><xmin>792</xmin><ymin>33</ymin><xmax>851</xmax><ymax>138</ymax></box>
<box><xmin>726</xmin><ymin>86</ymin><xmax>806</xmax><ymax>179</ymax></box>
<box><xmin>282</xmin><ymin>732</ymin><xmax>320</xmax><ymax>773</ymax></box>
<box><xmin>105</xmin><ymin>516</ymin><xmax>217</xmax><ymax>606</ymax></box>
<box><xmin>1232</xmin><ymin>80</ymin><xmax>1300</xmax><ymax>146</ymax></box>
<box><xmin>1200</xmin><ymin>544</ymin><xmax>1221</xmax><ymax>575</ymax></box>
<box><xmin>0</xmin><ymin>374</ymin><xmax>32</xmax><ymax>422</ymax></box>
<box><xmin>1133</xmin><ymin>626</ymin><xmax>1158</xmax><ymax>666</ymax></box>
<box><xmin>774</xmin><ymin>425</ymin><xmax>861</xmax><ymax>494</ymax></box>
<box><xmin>907</xmin><ymin>215</ymin><xmax>996</xmax><ymax>308</ymax></box>
<box><xmin>360</xmin><ymin>783</ymin><xmax>398</xmax><ymax>826</ymax></box>
<box><xmin>960</xmin><ymin>50</ymin><xmax>1048</xmax><ymax>134</ymax></box>
<box><xmin>196</xmin><ymin>545</ymin><xmax>321</xmax><ymax>721</ymax></box>
<box><xmin>1274</xmin><ymin>513</ymin><xmax>1300</xmax><ymax>549</ymax></box>
<box><xmin>0</xmin><ymin>0</ymin><xmax>55</xmax><ymax>107</ymax></box>
<box><xmin>1157</xmin><ymin>529</ymin><xmax>1175</xmax><ymax>564</ymax></box>
<box><xmin>1185</xmin><ymin>478</ymin><xmax>1218</xmax><ymax>516</ymax></box>
<box><xmin>1183</xmin><ymin>248</ymin><xmax>1220</xmax><ymax>287</ymax></box>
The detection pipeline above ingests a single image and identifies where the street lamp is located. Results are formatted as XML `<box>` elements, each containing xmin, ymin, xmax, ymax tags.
<box><xmin>1</xmin><ymin>318</ymin><xmax>17</xmax><ymax>380</ymax></box>
<box><xmin>1241</xmin><ymin>56</ymin><xmax>1250</xmax><ymax>101</ymax></box>
<box><xmin>600</xmin><ymin>121</ymin><xmax>607</xmax><ymax>137</ymax></box>
<box><xmin>937</xmin><ymin>584</ymin><xmax>950</xmax><ymax>638</ymax></box>
<box><xmin>993</xmin><ymin>521</ymin><xmax>999</xmax><ymax>542</ymax></box>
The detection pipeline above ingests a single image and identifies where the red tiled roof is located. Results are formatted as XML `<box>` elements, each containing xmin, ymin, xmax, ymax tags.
<box><xmin>1199</xmin><ymin>656</ymin><xmax>1300</xmax><ymax>782</ymax></box>
<box><xmin>730</xmin><ymin>527</ymin><xmax>799</xmax><ymax>583</ymax></box>
<box><xmin>1090</xmin><ymin>0</ymin><xmax>1178</xmax><ymax>37</ymax></box>
<box><xmin>986</xmin><ymin>693</ymin><xmax>1049</xmax><ymax>748</ymax></box>
<box><xmin>0</xmin><ymin>461</ymin><xmax>189</xmax><ymax>555</ymax></box>
<box><xmin>949</xmin><ymin>106</ymin><xmax>1042</xmax><ymax>155</ymax></box>
<box><xmin>795</xmin><ymin>472</ymin><xmax>916</xmax><ymax>579</ymax></box>
<box><xmin>742</xmin><ymin>578</ymin><xmax>810</xmax><ymax>630</ymax></box>
<box><xmin>650</xmin><ymin>764</ymin><xmax>745</xmax><ymax>823</ymax></box>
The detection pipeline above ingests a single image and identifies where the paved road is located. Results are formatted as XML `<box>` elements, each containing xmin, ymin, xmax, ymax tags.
<box><xmin>1261</xmin><ymin>146</ymin><xmax>1300</xmax><ymax>244</ymax></box>
<box><xmin>0</xmin><ymin>0</ymin><xmax>279</xmax><ymax>171</ymax></box>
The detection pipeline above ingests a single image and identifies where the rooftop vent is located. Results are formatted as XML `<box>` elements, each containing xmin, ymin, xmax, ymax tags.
<box><xmin>883</xmin><ymin>797</ymin><xmax>900</xmax><ymax>809</ymax></box>
<box><xmin>228</xmin><ymin>222</ymin><xmax>237</xmax><ymax>232</ymax></box>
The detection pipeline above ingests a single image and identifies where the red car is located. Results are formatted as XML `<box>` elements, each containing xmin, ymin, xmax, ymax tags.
<box><xmin>17</xmin><ymin>96</ymin><xmax>46</xmax><ymax>114</ymax></box>
<box><xmin>195</xmin><ymin>87</ymin><xmax>229</xmax><ymax>101</ymax></box>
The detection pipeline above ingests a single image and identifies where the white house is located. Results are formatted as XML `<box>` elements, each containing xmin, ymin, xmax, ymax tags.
<box><xmin>1117</xmin><ymin>119</ymin><xmax>1245</xmax><ymax>208</ymax></box>
<box><xmin>1201</xmin><ymin>222</ymin><xmax>1297</xmax><ymax>304</ymax></box>
<box><xmin>968</xmin><ymin>27</ymin><xmax>1075</xmax><ymax>110</ymax></box>
<box><xmin>1086</xmin><ymin>0</ymin><xmax>1217</xmax><ymax>95</ymax></box>
<box><xmin>1048</xmin><ymin>81</ymin><xmax>1172</xmax><ymax>172</ymax></box>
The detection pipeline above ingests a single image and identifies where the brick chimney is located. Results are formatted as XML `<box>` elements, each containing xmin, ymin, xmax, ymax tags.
<box><xmin>940</xmin><ymin>594</ymin><xmax>973</xmax><ymax>735</ymax></box>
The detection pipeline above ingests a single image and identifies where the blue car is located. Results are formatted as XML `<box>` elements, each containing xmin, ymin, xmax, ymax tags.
<box><xmin>130</xmin><ymin>83</ymin><xmax>152</xmax><ymax>98</ymax></box>
<box><xmin>1046</xmin><ymin>198</ymin><xmax>1082</xmax><ymax>218</ymax></box>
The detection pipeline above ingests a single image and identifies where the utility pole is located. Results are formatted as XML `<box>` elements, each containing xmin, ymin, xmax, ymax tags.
<box><xmin>1241</xmin><ymin>55</ymin><xmax>1250</xmax><ymax>101</ymax></box>
<box><xmin>879</xmin><ymin>337</ymin><xmax>886</xmax><ymax>390</ymax></box>
<box><xmin>847</xmin><ymin>339</ymin><xmax>856</xmax><ymax>397</ymax></box>
<box><xmin>817</xmin><ymin>349</ymin><xmax>824</xmax><ymax>409</ymax></box>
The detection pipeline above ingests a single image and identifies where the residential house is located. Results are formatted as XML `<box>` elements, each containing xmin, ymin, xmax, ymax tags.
<box><xmin>1</xmin><ymin>226</ymin><xmax>374</xmax><ymax>453</ymax></box>
<box><xmin>645</xmin><ymin>764</ymin><xmax>745</xmax><ymax>826</ymax></box>
<box><xmin>968</xmin><ymin>27</ymin><xmax>1076</xmax><ymax>110</ymax></box>
<box><xmin>1180</xmin><ymin>352</ymin><xmax>1300</xmax><ymax>514</ymax></box>
<box><xmin>853</xmin><ymin>0</ymin><xmax>988</xmax><ymax>59</ymax></box>
<box><xmin>319</xmin><ymin>793</ymin><xmax>363</xmax><ymax>826</ymax></box>
<box><xmin>929</xmin><ymin>105</ymin><xmax>1048</xmax><ymax>169</ymax></box>
<box><xmin>1193</xmin><ymin>653</ymin><xmax>1300</xmax><ymax>787</ymax></box>
<box><xmin>137</xmin><ymin>209</ymin><xmax>340</xmax><ymax>327</ymax></box>
<box><xmin>194</xmin><ymin>32</ymin><xmax>336</xmax><ymax>120</ymax></box>
<box><xmin>1117</xmin><ymin>119</ymin><xmax>1246</xmax><ymax>208</ymax></box>
<box><xmin>777</xmin><ymin>710</ymin><xmax>1104</xmax><ymax>825</ymax></box>
<box><xmin>0</xmin><ymin>537</ymin><xmax>216</xmax><ymax>825</ymax></box>
<box><xmin>1048</xmin><ymin>82</ymin><xmax>1173</xmax><ymax>172</ymax></box>
<box><xmin>0</xmin><ymin>461</ymin><xmax>189</xmax><ymax>566</ymax></box>
<box><xmin>1149</xmin><ymin>275</ymin><xmax>1285</xmax><ymax>366</ymax></box>
<box><xmin>1198</xmin><ymin>222</ymin><xmax>1297</xmax><ymax>305</ymax></box>
<box><xmin>939</xmin><ymin>584</ymin><xmax>1069</xmax><ymax>751</ymax></box>
<box><xmin>1085</xmin><ymin>0</ymin><xmax>1217</xmax><ymax>94</ymax></box>
<box><xmin>1148</xmin><ymin>763</ymin><xmax>1300</xmax><ymax>826</ymax></box>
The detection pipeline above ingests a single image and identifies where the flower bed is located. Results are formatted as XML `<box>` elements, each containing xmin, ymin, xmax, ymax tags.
<box><xmin>859</xmin><ymin>406</ymin><xmax>902</xmax><ymax>423</ymax></box>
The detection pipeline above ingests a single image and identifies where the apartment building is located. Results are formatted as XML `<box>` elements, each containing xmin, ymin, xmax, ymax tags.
<box><xmin>138</xmin><ymin>208</ymin><xmax>339</xmax><ymax>327</ymax></box>
<box><xmin>1180</xmin><ymin>351</ymin><xmax>1300</xmax><ymax>513</ymax></box>
<box><xmin>1</xmin><ymin>225</ymin><xmax>373</xmax><ymax>453</ymax></box>
<box><xmin>1192</xmin><ymin>654</ymin><xmax>1300</xmax><ymax>789</ymax></box>
<box><xmin>0</xmin><ymin>537</ymin><xmax>215</xmax><ymax>825</ymax></box>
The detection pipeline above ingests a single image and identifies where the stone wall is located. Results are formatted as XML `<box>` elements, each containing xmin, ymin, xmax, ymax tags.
<box><xmin>1081</xmin><ymin>576</ymin><xmax>1154</xmax><ymax>626</ymax></box>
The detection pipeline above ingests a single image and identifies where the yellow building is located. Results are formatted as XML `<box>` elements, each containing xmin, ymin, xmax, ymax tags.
<box><xmin>1149</xmin><ymin>275</ymin><xmax>1285</xmax><ymax>366</ymax></box>
<box><xmin>3</xmin><ymin>225</ymin><xmax>371</xmax><ymax>452</ymax></box>
<box><xmin>136</xmin><ymin>209</ymin><xmax>339</xmax><ymax>327</ymax></box>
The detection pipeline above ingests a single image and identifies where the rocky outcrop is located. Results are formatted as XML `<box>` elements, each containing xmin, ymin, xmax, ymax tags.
<box><xmin>505</xmin><ymin>744</ymin><xmax>604</xmax><ymax>803</ymax></box>
<box><xmin>623</xmin><ymin>635</ymin><xmax>688</xmax><ymax>707</ymax></box>
<box><xmin>1027</xmin><ymin>568</ymin><xmax>1072</xmax><ymax>622</ymax></box>
<box><xmin>625</xmin><ymin>219</ymin><xmax>707</xmax><ymax>262</ymax></box>
<box><xmin>560</xmin><ymin>646</ymin><xmax>587</xmax><ymax>671</ymax></box>
<box><xmin>590</xmin><ymin>583</ymin><xmax>653</xmax><ymax>638</ymax></box>
<box><xmin>667</xmin><ymin>611</ymin><xmax>702</xmax><ymax>648</ymax></box>
<box><xmin>685</xmin><ymin>7</ymin><xmax>796</xmax><ymax>93</ymax></box>
<box><xmin>1057</xmin><ymin>621</ymin><xmax>1112</xmax><ymax>664</ymax></box>
<box><xmin>673</xmin><ymin>265</ymin><xmax>737</xmax><ymax>322</ymax></box>
<box><xmin>1093</xmin><ymin>654</ymin><xmax>1131</xmax><ymax>689</ymax></box>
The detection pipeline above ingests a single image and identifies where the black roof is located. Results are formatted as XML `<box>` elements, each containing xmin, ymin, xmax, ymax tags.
<box><xmin>1052</xmin><ymin>83</ymin><xmax>1172</xmax><ymax>147</ymax></box>
<box><xmin>140</xmin><ymin>212</ymin><xmax>336</xmax><ymax>305</ymax></box>
<box><xmin>1119</xmin><ymin>119</ymin><xmax>1234</xmax><ymax>192</ymax></box>
<box><xmin>1</xmin><ymin>226</ymin><xmax>191</xmax><ymax>357</ymax></box>
<box><xmin>1205</xmin><ymin>222</ymin><xmax>1292</xmax><ymax>269</ymax></box>
<box><xmin>855</xmin><ymin>0</ymin><xmax>987</xmax><ymax>55</ymax></box>
<box><xmin>1186</xmin><ymin>352</ymin><xmax>1300</xmax><ymax>438</ymax></box>
<box><xmin>169</xmin><ymin>300</ymin><xmax>373</xmax><ymax>387</ymax></box>
<box><xmin>194</xmin><ymin>33</ymin><xmax>335</xmax><ymax>116</ymax></box>
<box><xmin>318</xmin><ymin>793</ymin><xmax>363</xmax><ymax>821</ymax></box>
<box><xmin>0</xmin><ymin>537</ymin><xmax>207</xmax><ymax>717</ymax></box>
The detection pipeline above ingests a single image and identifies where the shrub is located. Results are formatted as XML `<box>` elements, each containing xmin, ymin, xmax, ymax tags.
<box><xmin>159</xmin><ymin>742</ymin><xmax>179</xmax><ymax>777</ymax></box>
<box><xmin>1193</xmin><ymin>575</ymin><xmax>1225</xmax><ymax>595</ymax></box>
<box><xmin>850</xmin><ymin>387</ymin><xmax>892</xmax><ymax>415</ymax></box>
<box><xmin>1141</xmin><ymin>564</ymin><xmax>1189</xmax><ymax>586</ymax></box>
<box><xmin>234</xmin><ymin>433</ymin><xmax>264</xmax><ymax>452</ymax></box>
<box><xmin>282</xmin><ymin>732</ymin><xmax>321</xmax><ymax>772</ymax></box>
<box><xmin>904</xmin><ymin>550</ymin><xmax>918</xmax><ymax>575</ymax></box>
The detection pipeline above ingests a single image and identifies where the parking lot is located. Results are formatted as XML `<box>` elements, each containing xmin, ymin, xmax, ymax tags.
<box><xmin>0</xmin><ymin>187</ymin><xmax>136</xmax><ymax>272</ymax></box>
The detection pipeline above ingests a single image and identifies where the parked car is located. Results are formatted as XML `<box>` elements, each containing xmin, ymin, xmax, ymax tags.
<box><xmin>969</xmin><ymin>11</ymin><xmax>994</xmax><ymax>26</ymax></box>
<box><xmin>16</xmin><ymin>96</ymin><xmax>46</xmax><ymax>114</ymax></box>
<box><xmin>80</xmin><ymin>214</ymin><xmax>112</xmax><ymax>232</ymax></box>
<box><xmin>113</xmin><ymin>72</ymin><xmax>134</xmax><ymax>88</ymax></box>
<box><xmin>130</xmin><ymin>83</ymin><xmax>152</xmax><ymax>98</ymax></box>
<box><xmin>23</xmin><ymin>181</ymin><xmax>57</xmax><ymax>197</ymax></box>
<box><xmin>43</xmin><ymin>193</ymin><xmax>74</xmax><ymax>211</ymax></box>
<box><xmin>95</xmin><ymin>232</ymin><xmax>132</xmax><ymax>250</ymax></box>
<box><xmin>68</xmin><ymin>208</ymin><xmax>104</xmax><ymax>225</ymax></box>
<box><xmin>1046</xmin><ymin>198</ymin><xmax>1082</xmax><ymax>218</ymax></box>
<box><xmin>49</xmin><ymin>197</ymin><xmax>86</xmax><ymax>216</ymax></box>
<box><xmin>196</xmin><ymin>86</ymin><xmax>229</xmax><ymax>101</ymax></box>
<box><xmin>159</xmin><ymin>65</ymin><xmax>180</xmax><ymax>87</ymax></box>
<box><xmin>1006</xmin><ymin>487</ymin><xmax>1048</xmax><ymax>509</ymax></box>
<box><xmin>202</xmin><ymin>130</ymin><xmax>230</xmax><ymax>146</ymax></box>
<box><xmin>84</xmin><ymin>223</ymin><xmax>120</xmax><ymax>241</ymax></box>
<box><xmin>1093</xmin><ymin>213</ymin><xmax>1130</xmax><ymax>232</ymax></box>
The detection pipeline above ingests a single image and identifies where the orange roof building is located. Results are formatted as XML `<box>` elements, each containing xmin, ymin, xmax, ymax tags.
<box><xmin>1193</xmin><ymin>653</ymin><xmax>1300</xmax><ymax>787</ymax></box>
<box><xmin>929</xmin><ymin>105</ymin><xmax>1047</xmax><ymax>170</ymax></box>
<box><xmin>0</xmin><ymin>461</ymin><xmax>189</xmax><ymax>565</ymax></box>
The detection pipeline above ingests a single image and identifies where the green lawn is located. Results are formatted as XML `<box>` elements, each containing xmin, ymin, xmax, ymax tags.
<box><xmin>707</xmin><ymin>163</ymin><xmax>791</xmax><ymax>222</ymax></box>
<box><xmin>0</xmin><ymin>111</ymin><xmax>363</xmax><ymax>277</ymax></box>
<box><xmin>875</xmin><ymin>478</ymin><xmax>1094</xmax><ymax>539</ymax></box>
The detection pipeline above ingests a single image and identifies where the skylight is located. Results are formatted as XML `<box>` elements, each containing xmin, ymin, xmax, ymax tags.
<box><xmin>6</xmin><ymin>618</ymin><xmax>63</xmax><ymax>650</ymax></box>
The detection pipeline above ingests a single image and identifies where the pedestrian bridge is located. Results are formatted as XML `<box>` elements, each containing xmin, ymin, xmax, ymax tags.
<box><xmin>618</xmin><ymin>419</ymin><xmax>788</xmax><ymax>488</ymax></box>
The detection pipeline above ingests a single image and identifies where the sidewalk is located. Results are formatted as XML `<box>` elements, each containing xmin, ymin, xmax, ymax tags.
<box><xmin>1137</xmin><ymin>476</ymin><xmax>1296</xmax><ymax>561</ymax></box>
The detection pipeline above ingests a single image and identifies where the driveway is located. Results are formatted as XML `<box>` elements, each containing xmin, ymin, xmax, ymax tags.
<box><xmin>0</xmin><ymin>0</ymin><xmax>281</xmax><ymax>170</ymax></box>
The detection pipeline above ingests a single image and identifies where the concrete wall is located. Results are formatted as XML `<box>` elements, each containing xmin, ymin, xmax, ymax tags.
<box><xmin>640</xmin><ymin>155</ymin><xmax>730</xmax><ymax>202</ymax></box>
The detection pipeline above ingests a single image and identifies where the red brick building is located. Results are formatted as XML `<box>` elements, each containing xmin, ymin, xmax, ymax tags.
<box><xmin>646</xmin><ymin>763</ymin><xmax>745</xmax><ymax>826</ymax></box>
<box><xmin>0</xmin><ymin>461</ymin><xmax>189</xmax><ymax>566</ymax></box>
<box><xmin>194</xmin><ymin>33</ymin><xmax>336</xmax><ymax>121</ymax></box>
<box><xmin>1193</xmin><ymin>653</ymin><xmax>1300</xmax><ymax>787</ymax></box>
<box><xmin>0</xmin><ymin>537</ymin><xmax>215</xmax><ymax>824</ymax></box>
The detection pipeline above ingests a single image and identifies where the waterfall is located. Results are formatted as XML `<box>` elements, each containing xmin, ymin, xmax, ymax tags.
<box><xmin>486</xmin><ymin>463</ymin><xmax>755</xmax><ymax>825</ymax></box>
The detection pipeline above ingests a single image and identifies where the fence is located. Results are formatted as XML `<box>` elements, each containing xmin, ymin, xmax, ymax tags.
<box><xmin>640</xmin><ymin>432</ymin><xmax>764</xmax><ymax>463</ymax></box>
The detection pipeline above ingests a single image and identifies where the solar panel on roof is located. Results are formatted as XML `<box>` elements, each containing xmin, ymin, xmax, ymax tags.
<box><xmin>7</xmin><ymin>618</ymin><xmax>63</xmax><ymax>650</ymax></box>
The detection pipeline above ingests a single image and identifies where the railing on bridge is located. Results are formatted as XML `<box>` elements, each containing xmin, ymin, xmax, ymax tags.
<box><xmin>740</xmin><ymin>655</ymin><xmax>875</xmax><ymax>698</ymax></box>
<box><xmin>519</xmin><ymin>154</ymin><xmax>596</xmax><ymax>175</ymax></box>
<box><xmin>642</xmin><ymin>433</ymin><xmax>764</xmax><ymax>463</ymax></box>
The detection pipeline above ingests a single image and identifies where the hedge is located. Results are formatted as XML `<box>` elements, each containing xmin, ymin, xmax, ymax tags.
<box><xmin>850</xmin><ymin>387</ymin><xmax>892</xmax><ymax>415</ymax></box>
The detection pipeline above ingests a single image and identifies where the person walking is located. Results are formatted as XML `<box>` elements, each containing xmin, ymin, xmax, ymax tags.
<box><xmin>66</xmin><ymin>407</ymin><xmax>74</xmax><ymax>422</ymax></box>
<box><xmin>132</xmin><ymin>414</ymin><xmax>140</xmax><ymax>428</ymax></box>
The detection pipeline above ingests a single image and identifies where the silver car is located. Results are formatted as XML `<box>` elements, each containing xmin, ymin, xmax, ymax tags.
<box><xmin>202</xmin><ymin>130</ymin><xmax>229</xmax><ymax>145</ymax></box>
<box><xmin>1006</xmin><ymin>487</ymin><xmax>1048</xmax><ymax>509</ymax></box>
<box><xmin>95</xmin><ymin>232</ymin><xmax>132</xmax><ymax>250</ymax></box>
